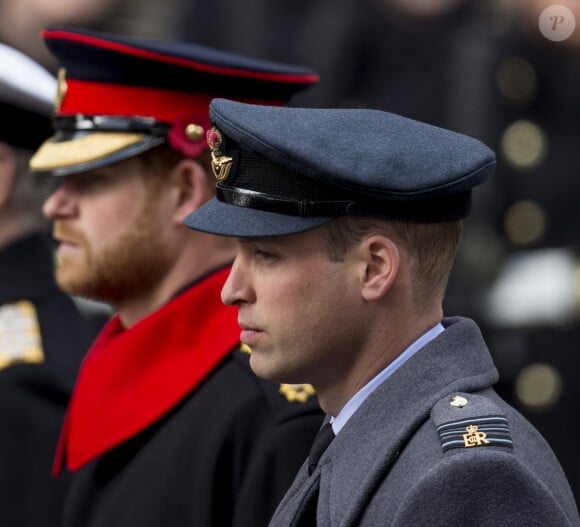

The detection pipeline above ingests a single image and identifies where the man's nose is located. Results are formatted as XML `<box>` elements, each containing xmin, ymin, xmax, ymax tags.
<box><xmin>42</xmin><ymin>182</ymin><xmax>78</xmax><ymax>219</ymax></box>
<box><xmin>221</xmin><ymin>255</ymin><xmax>254</xmax><ymax>306</ymax></box>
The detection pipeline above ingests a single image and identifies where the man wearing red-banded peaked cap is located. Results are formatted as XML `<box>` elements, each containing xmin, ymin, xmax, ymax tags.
<box><xmin>30</xmin><ymin>27</ymin><xmax>323</xmax><ymax>527</ymax></box>
<box><xmin>31</xmin><ymin>26</ymin><xmax>318</xmax><ymax>176</ymax></box>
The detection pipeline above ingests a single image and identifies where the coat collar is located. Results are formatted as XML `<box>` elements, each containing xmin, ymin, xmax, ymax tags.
<box><xmin>53</xmin><ymin>266</ymin><xmax>239</xmax><ymax>474</ymax></box>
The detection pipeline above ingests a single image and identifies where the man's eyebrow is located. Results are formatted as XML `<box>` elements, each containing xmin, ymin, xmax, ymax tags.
<box><xmin>238</xmin><ymin>237</ymin><xmax>277</xmax><ymax>244</ymax></box>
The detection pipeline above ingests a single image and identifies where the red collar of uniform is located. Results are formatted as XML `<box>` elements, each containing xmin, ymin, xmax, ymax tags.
<box><xmin>53</xmin><ymin>267</ymin><xmax>239</xmax><ymax>474</ymax></box>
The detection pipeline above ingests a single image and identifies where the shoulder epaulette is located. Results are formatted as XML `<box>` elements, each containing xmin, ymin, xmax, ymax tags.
<box><xmin>0</xmin><ymin>300</ymin><xmax>44</xmax><ymax>369</ymax></box>
<box><xmin>431</xmin><ymin>393</ymin><xmax>513</xmax><ymax>453</ymax></box>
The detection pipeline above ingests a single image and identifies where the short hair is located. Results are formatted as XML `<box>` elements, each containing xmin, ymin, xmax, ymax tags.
<box><xmin>138</xmin><ymin>144</ymin><xmax>185</xmax><ymax>172</ymax></box>
<box><xmin>137</xmin><ymin>144</ymin><xmax>215</xmax><ymax>194</ymax></box>
<box><xmin>321</xmin><ymin>216</ymin><xmax>463</xmax><ymax>312</ymax></box>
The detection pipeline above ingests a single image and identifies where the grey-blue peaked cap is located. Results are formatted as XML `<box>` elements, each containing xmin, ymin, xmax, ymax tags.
<box><xmin>184</xmin><ymin>98</ymin><xmax>496</xmax><ymax>237</ymax></box>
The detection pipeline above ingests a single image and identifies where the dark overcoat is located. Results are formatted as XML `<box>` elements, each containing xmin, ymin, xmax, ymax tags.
<box><xmin>57</xmin><ymin>267</ymin><xmax>324</xmax><ymax>527</ymax></box>
<box><xmin>61</xmin><ymin>350</ymin><xmax>323</xmax><ymax>527</ymax></box>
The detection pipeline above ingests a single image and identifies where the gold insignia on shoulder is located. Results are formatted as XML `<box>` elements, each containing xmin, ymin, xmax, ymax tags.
<box><xmin>279</xmin><ymin>383</ymin><xmax>316</xmax><ymax>403</ymax></box>
<box><xmin>463</xmin><ymin>425</ymin><xmax>490</xmax><ymax>448</ymax></box>
<box><xmin>206</xmin><ymin>127</ymin><xmax>233</xmax><ymax>181</ymax></box>
<box><xmin>0</xmin><ymin>300</ymin><xmax>44</xmax><ymax>370</ymax></box>
<box><xmin>240</xmin><ymin>343</ymin><xmax>252</xmax><ymax>354</ymax></box>
<box><xmin>54</xmin><ymin>68</ymin><xmax>68</xmax><ymax>112</ymax></box>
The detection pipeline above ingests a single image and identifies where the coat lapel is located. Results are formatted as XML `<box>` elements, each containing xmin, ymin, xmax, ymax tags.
<box><xmin>322</xmin><ymin>317</ymin><xmax>498</xmax><ymax>526</ymax></box>
<box><xmin>269</xmin><ymin>464</ymin><xmax>320</xmax><ymax>527</ymax></box>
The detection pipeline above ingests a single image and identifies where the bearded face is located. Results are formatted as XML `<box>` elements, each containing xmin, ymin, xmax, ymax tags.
<box><xmin>47</xmin><ymin>161</ymin><xmax>176</xmax><ymax>305</ymax></box>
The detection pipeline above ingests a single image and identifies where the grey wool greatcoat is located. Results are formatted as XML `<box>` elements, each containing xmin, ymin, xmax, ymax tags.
<box><xmin>269</xmin><ymin>317</ymin><xmax>580</xmax><ymax>527</ymax></box>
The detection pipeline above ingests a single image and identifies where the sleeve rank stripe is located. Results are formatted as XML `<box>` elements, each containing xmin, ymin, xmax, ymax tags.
<box><xmin>439</xmin><ymin>426</ymin><xmax>510</xmax><ymax>438</ymax></box>
<box><xmin>437</xmin><ymin>415</ymin><xmax>509</xmax><ymax>432</ymax></box>
<box><xmin>441</xmin><ymin>437</ymin><xmax>514</xmax><ymax>451</ymax></box>
<box><xmin>437</xmin><ymin>415</ymin><xmax>513</xmax><ymax>452</ymax></box>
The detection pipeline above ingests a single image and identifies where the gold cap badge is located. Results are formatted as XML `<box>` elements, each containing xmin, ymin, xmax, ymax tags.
<box><xmin>54</xmin><ymin>68</ymin><xmax>67</xmax><ymax>112</ymax></box>
<box><xmin>206</xmin><ymin>127</ymin><xmax>233</xmax><ymax>181</ymax></box>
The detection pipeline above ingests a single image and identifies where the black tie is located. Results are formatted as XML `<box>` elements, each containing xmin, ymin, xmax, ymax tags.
<box><xmin>308</xmin><ymin>422</ymin><xmax>335</xmax><ymax>475</ymax></box>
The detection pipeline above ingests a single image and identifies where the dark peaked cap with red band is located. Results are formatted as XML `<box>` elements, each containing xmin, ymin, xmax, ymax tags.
<box><xmin>29</xmin><ymin>26</ymin><xmax>318</xmax><ymax>177</ymax></box>
<box><xmin>184</xmin><ymin>99</ymin><xmax>496</xmax><ymax>237</ymax></box>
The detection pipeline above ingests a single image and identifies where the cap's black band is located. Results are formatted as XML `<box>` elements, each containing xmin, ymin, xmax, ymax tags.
<box><xmin>0</xmin><ymin>101</ymin><xmax>52</xmax><ymax>151</ymax></box>
<box><xmin>53</xmin><ymin>115</ymin><xmax>171</xmax><ymax>136</ymax></box>
<box><xmin>216</xmin><ymin>185</ymin><xmax>472</xmax><ymax>222</ymax></box>
<box><xmin>216</xmin><ymin>185</ymin><xmax>358</xmax><ymax>217</ymax></box>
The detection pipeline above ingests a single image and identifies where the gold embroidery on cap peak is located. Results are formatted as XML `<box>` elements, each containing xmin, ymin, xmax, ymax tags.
<box><xmin>54</xmin><ymin>68</ymin><xmax>68</xmax><ymax>112</ymax></box>
<box><xmin>207</xmin><ymin>127</ymin><xmax>233</xmax><ymax>181</ymax></box>
<box><xmin>30</xmin><ymin>132</ymin><xmax>145</xmax><ymax>170</ymax></box>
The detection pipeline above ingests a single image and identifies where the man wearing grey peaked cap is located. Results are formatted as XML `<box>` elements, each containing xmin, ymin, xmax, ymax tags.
<box><xmin>185</xmin><ymin>99</ymin><xmax>580</xmax><ymax>526</ymax></box>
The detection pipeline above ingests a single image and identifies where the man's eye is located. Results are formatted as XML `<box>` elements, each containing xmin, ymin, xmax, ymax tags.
<box><xmin>255</xmin><ymin>249</ymin><xmax>276</xmax><ymax>260</ymax></box>
<box><xmin>66</xmin><ymin>174</ymin><xmax>112</xmax><ymax>191</ymax></box>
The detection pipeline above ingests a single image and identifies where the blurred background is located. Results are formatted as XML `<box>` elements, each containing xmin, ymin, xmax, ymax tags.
<box><xmin>2</xmin><ymin>0</ymin><xmax>579</xmax><ymax>501</ymax></box>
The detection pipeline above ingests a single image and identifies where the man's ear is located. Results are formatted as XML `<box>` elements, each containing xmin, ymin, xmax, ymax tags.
<box><xmin>358</xmin><ymin>234</ymin><xmax>400</xmax><ymax>301</ymax></box>
<box><xmin>0</xmin><ymin>142</ymin><xmax>16</xmax><ymax>209</ymax></box>
<box><xmin>170</xmin><ymin>158</ymin><xmax>213</xmax><ymax>223</ymax></box>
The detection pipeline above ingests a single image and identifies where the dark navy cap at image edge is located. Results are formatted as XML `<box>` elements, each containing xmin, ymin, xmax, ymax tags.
<box><xmin>183</xmin><ymin>98</ymin><xmax>496</xmax><ymax>237</ymax></box>
<box><xmin>0</xmin><ymin>43</ymin><xmax>56</xmax><ymax>151</ymax></box>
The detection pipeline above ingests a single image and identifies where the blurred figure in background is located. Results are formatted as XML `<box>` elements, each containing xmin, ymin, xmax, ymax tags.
<box><xmin>440</xmin><ymin>0</ymin><xmax>580</xmax><ymax>499</ymax></box>
<box><xmin>0</xmin><ymin>0</ymin><xmax>177</xmax><ymax>70</ymax></box>
<box><xmin>30</xmin><ymin>27</ymin><xmax>324</xmax><ymax>527</ymax></box>
<box><xmin>171</xmin><ymin>0</ymin><xmax>473</xmax><ymax>112</ymax></box>
<box><xmin>0</xmin><ymin>43</ymin><xmax>96</xmax><ymax>526</ymax></box>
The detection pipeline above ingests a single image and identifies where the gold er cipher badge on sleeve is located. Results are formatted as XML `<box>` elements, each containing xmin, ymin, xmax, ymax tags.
<box><xmin>462</xmin><ymin>425</ymin><xmax>490</xmax><ymax>447</ymax></box>
<box><xmin>437</xmin><ymin>414</ymin><xmax>514</xmax><ymax>452</ymax></box>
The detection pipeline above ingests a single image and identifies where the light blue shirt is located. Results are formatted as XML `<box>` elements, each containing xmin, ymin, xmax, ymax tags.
<box><xmin>330</xmin><ymin>322</ymin><xmax>445</xmax><ymax>435</ymax></box>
